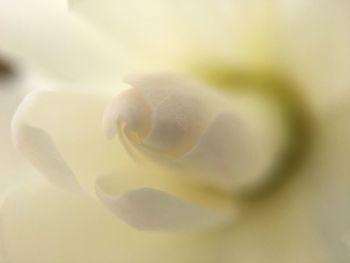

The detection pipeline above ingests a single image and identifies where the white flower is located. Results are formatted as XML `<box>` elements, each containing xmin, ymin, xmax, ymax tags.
<box><xmin>1</xmin><ymin>0</ymin><xmax>350</xmax><ymax>262</ymax></box>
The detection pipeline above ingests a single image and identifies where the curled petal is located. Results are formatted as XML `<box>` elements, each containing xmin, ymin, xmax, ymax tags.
<box><xmin>96</xmin><ymin>182</ymin><xmax>231</xmax><ymax>231</ymax></box>
<box><xmin>11</xmin><ymin>89</ymin><xmax>120</xmax><ymax>194</ymax></box>
<box><xmin>0</xmin><ymin>177</ymin><xmax>237</xmax><ymax>262</ymax></box>
<box><xmin>12</xmin><ymin>91</ymin><xmax>80</xmax><ymax>191</ymax></box>
<box><xmin>104</xmin><ymin>74</ymin><xmax>288</xmax><ymax>192</ymax></box>
<box><xmin>103</xmin><ymin>87</ymin><xmax>152</xmax><ymax>141</ymax></box>
<box><xmin>176</xmin><ymin>111</ymin><xmax>262</xmax><ymax>191</ymax></box>
<box><xmin>128</xmin><ymin>74</ymin><xmax>218</xmax><ymax>158</ymax></box>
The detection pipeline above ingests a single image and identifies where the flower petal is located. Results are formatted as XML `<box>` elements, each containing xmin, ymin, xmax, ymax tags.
<box><xmin>12</xmin><ymin>122</ymin><xmax>80</xmax><ymax>191</ymax></box>
<box><xmin>11</xmin><ymin>89</ymin><xmax>126</xmax><ymax>193</ymax></box>
<box><xmin>0</xmin><ymin>178</ymin><xmax>123</xmax><ymax>263</ymax></box>
<box><xmin>105</xmin><ymin>74</ymin><xmax>288</xmax><ymax>192</ymax></box>
<box><xmin>309</xmin><ymin>99</ymin><xmax>350</xmax><ymax>261</ymax></box>
<box><xmin>1</xmin><ymin>171</ymin><xmax>329</xmax><ymax>263</ymax></box>
<box><xmin>69</xmin><ymin>0</ymin><xmax>274</xmax><ymax>70</ymax></box>
<box><xmin>0</xmin><ymin>177</ymin><xmax>233</xmax><ymax>263</ymax></box>
<box><xmin>176</xmin><ymin>111</ymin><xmax>274</xmax><ymax>191</ymax></box>
<box><xmin>0</xmin><ymin>82</ymin><xmax>23</xmax><ymax>194</ymax></box>
<box><xmin>278</xmin><ymin>0</ymin><xmax>350</xmax><ymax>107</ymax></box>
<box><xmin>0</xmin><ymin>0</ymin><xmax>128</xmax><ymax>86</ymax></box>
<box><xmin>0</xmin><ymin>63</ymin><xmax>47</xmax><ymax>194</ymax></box>
<box><xmin>96</xmin><ymin>185</ymin><xmax>231</xmax><ymax>231</ymax></box>
<box><xmin>11</xmin><ymin>87</ymin><xmax>234</xmax><ymax>219</ymax></box>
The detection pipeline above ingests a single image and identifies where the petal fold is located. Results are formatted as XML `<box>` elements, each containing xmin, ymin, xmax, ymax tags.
<box><xmin>104</xmin><ymin>74</ymin><xmax>288</xmax><ymax>192</ymax></box>
<box><xmin>11</xmin><ymin>89</ymin><xmax>121</xmax><ymax>194</ymax></box>
<box><xmin>12</xmin><ymin>90</ymin><xmax>80</xmax><ymax>191</ymax></box>
<box><xmin>96</xmin><ymin>184</ymin><xmax>231</xmax><ymax>231</ymax></box>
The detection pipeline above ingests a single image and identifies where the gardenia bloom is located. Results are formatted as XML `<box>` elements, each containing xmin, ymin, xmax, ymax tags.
<box><xmin>1</xmin><ymin>1</ymin><xmax>350</xmax><ymax>263</ymax></box>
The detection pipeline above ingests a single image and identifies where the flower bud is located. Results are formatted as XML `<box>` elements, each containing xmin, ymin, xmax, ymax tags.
<box><xmin>103</xmin><ymin>74</ymin><xmax>288</xmax><ymax>193</ymax></box>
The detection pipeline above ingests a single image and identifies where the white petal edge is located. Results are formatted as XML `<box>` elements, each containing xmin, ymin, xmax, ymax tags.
<box><xmin>96</xmin><ymin>185</ymin><xmax>232</xmax><ymax>232</ymax></box>
<box><xmin>12</xmin><ymin>90</ymin><xmax>80</xmax><ymax>191</ymax></box>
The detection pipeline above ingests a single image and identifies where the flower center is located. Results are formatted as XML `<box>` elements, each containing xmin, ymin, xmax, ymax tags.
<box><xmin>103</xmin><ymin>71</ymin><xmax>312</xmax><ymax>198</ymax></box>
